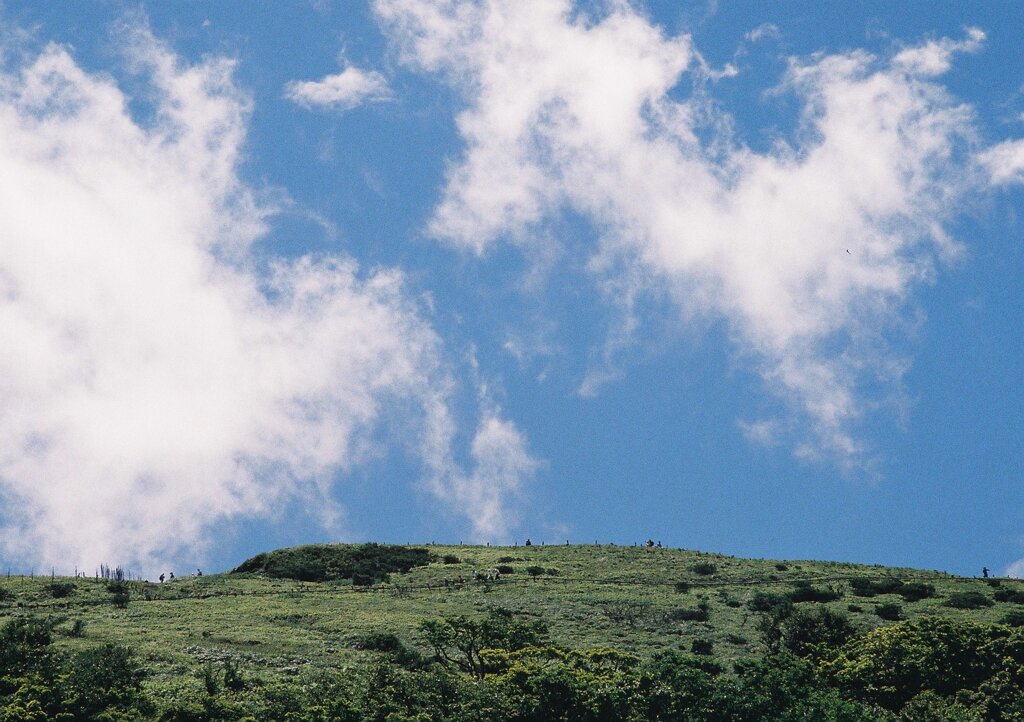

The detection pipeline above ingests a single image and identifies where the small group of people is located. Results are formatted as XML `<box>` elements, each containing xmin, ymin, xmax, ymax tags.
<box><xmin>157</xmin><ymin>569</ymin><xmax>202</xmax><ymax>583</ymax></box>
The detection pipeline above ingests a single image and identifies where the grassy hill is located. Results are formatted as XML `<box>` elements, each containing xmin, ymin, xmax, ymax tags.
<box><xmin>2</xmin><ymin>543</ymin><xmax>1023</xmax><ymax>720</ymax></box>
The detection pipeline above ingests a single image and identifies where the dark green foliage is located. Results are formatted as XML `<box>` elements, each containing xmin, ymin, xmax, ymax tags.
<box><xmin>780</xmin><ymin>606</ymin><xmax>858</xmax><ymax>657</ymax></box>
<box><xmin>42</xmin><ymin>581</ymin><xmax>75</xmax><ymax>599</ymax></box>
<box><xmin>231</xmin><ymin>543</ymin><xmax>432</xmax><ymax>584</ymax></box>
<box><xmin>748</xmin><ymin>591</ymin><xmax>791</xmax><ymax>612</ymax></box>
<box><xmin>105</xmin><ymin>579</ymin><xmax>130</xmax><ymax>607</ymax></box>
<box><xmin>496</xmin><ymin>565</ymin><xmax>514</xmax><ymax>575</ymax></box>
<box><xmin>673</xmin><ymin>580</ymin><xmax>691</xmax><ymax>593</ymax></box>
<box><xmin>441</xmin><ymin>554</ymin><xmax>461</xmax><ymax>564</ymax></box>
<box><xmin>875</xmin><ymin>602</ymin><xmax>902</xmax><ymax>621</ymax></box>
<box><xmin>993</xmin><ymin>586</ymin><xmax>1024</xmax><ymax>604</ymax></box>
<box><xmin>419</xmin><ymin>608</ymin><xmax>548</xmax><ymax>678</ymax></box>
<box><xmin>0</xmin><ymin>586</ymin><xmax>12</xmax><ymax>602</ymax></box>
<box><xmin>1000</xmin><ymin>610</ymin><xmax>1024</xmax><ymax>627</ymax></box>
<box><xmin>525</xmin><ymin>565</ymin><xmax>545</xmax><ymax>577</ymax></box>
<box><xmin>64</xmin><ymin>619</ymin><xmax>86</xmax><ymax>638</ymax></box>
<box><xmin>691</xmin><ymin>638</ymin><xmax>714</xmax><ymax>655</ymax></box>
<box><xmin>692</xmin><ymin>561</ymin><xmax>717</xmax><ymax>576</ymax></box>
<box><xmin>849</xmin><ymin>576</ymin><xmax>904</xmax><ymax>597</ymax></box>
<box><xmin>847</xmin><ymin>604</ymin><xmax>863</xmax><ymax>613</ymax></box>
<box><xmin>635</xmin><ymin>650</ymin><xmax>727</xmax><ymax>721</ymax></box>
<box><xmin>356</xmin><ymin>631</ymin><xmax>426</xmax><ymax>669</ymax></box>
<box><xmin>65</xmin><ymin>644</ymin><xmax>147</xmax><ymax>719</ymax></box>
<box><xmin>788</xmin><ymin>581</ymin><xmax>842</xmax><ymax>603</ymax></box>
<box><xmin>0</xmin><ymin>617</ymin><xmax>56</xmax><ymax>677</ymax></box>
<box><xmin>944</xmin><ymin>590</ymin><xmax>994</xmax><ymax>609</ymax></box>
<box><xmin>824</xmin><ymin>617</ymin><xmax>1020</xmax><ymax>712</ymax></box>
<box><xmin>726</xmin><ymin>633</ymin><xmax>748</xmax><ymax>645</ymax></box>
<box><xmin>896</xmin><ymin>582</ymin><xmax>935</xmax><ymax>602</ymax></box>
<box><xmin>774</xmin><ymin>563</ymin><xmax>789</xmax><ymax>571</ymax></box>
<box><xmin>665</xmin><ymin>601</ymin><xmax>710</xmax><ymax>623</ymax></box>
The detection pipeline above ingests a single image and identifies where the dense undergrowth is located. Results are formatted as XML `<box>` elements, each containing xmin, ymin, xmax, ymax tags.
<box><xmin>2</xmin><ymin>543</ymin><xmax>1023</xmax><ymax>720</ymax></box>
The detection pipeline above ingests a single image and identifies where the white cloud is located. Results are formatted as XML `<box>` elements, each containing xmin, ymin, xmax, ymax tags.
<box><xmin>376</xmin><ymin>0</ymin><xmax>994</xmax><ymax>466</ymax></box>
<box><xmin>1005</xmin><ymin>558</ymin><xmax>1024</xmax><ymax>579</ymax></box>
<box><xmin>285</xmin><ymin>64</ymin><xmax>392</xmax><ymax>110</ymax></box>
<box><xmin>745</xmin><ymin>23</ymin><xmax>780</xmax><ymax>43</ymax></box>
<box><xmin>0</xmin><ymin>26</ymin><xmax>534</xmax><ymax>572</ymax></box>
<box><xmin>977</xmin><ymin>138</ymin><xmax>1024</xmax><ymax>185</ymax></box>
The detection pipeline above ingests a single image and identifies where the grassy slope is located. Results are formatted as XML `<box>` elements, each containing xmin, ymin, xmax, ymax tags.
<box><xmin>0</xmin><ymin>544</ymin><xmax>1018</xmax><ymax>688</ymax></box>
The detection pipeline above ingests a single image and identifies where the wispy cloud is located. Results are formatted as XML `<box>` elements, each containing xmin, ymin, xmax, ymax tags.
<box><xmin>375</xmin><ymin>0</ymin><xmax>1002</xmax><ymax>467</ymax></box>
<box><xmin>0</xmin><ymin>24</ymin><xmax>533</xmax><ymax>572</ymax></box>
<box><xmin>285</xmin><ymin>64</ymin><xmax>392</xmax><ymax>110</ymax></box>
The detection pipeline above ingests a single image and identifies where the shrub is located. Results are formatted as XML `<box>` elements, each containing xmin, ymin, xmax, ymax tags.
<box><xmin>726</xmin><ymin>633</ymin><xmax>748</xmax><ymax>645</ymax></box>
<box><xmin>999</xmin><ymin>610</ymin><xmax>1024</xmax><ymax>627</ymax></box>
<box><xmin>0</xmin><ymin>586</ymin><xmax>12</xmax><ymax>602</ymax></box>
<box><xmin>65</xmin><ymin>644</ymin><xmax>146</xmax><ymax>718</ymax></box>
<box><xmin>356</xmin><ymin>631</ymin><xmax>425</xmax><ymax>669</ymax></box>
<box><xmin>674</xmin><ymin>581</ymin><xmax>691</xmax><ymax>594</ymax></box>
<box><xmin>993</xmin><ymin>586</ymin><xmax>1024</xmax><ymax>604</ymax></box>
<box><xmin>787</xmin><ymin>582</ymin><xmax>842</xmax><ymax>603</ymax></box>
<box><xmin>442</xmin><ymin>555</ymin><xmax>461</xmax><ymax>565</ymax></box>
<box><xmin>665</xmin><ymin>602</ymin><xmax>710</xmax><ymax>623</ymax></box>
<box><xmin>496</xmin><ymin>565</ymin><xmax>514</xmax><ymax>575</ymax></box>
<box><xmin>106</xmin><ymin>580</ymin><xmax>130</xmax><ymax>608</ymax></box>
<box><xmin>847</xmin><ymin>604</ymin><xmax>863</xmax><ymax>613</ymax></box>
<box><xmin>849</xmin><ymin>577</ymin><xmax>903</xmax><ymax>597</ymax></box>
<box><xmin>43</xmin><ymin>581</ymin><xmax>76</xmax><ymax>599</ymax></box>
<box><xmin>526</xmin><ymin>565</ymin><xmax>545</xmax><ymax>577</ymax></box>
<box><xmin>875</xmin><ymin>602</ymin><xmax>903</xmax><ymax>621</ymax></box>
<box><xmin>748</xmin><ymin>592</ymin><xmax>791</xmax><ymax>613</ymax></box>
<box><xmin>231</xmin><ymin>543</ymin><xmax>432</xmax><ymax>585</ymax></box>
<box><xmin>775</xmin><ymin>563</ymin><xmax>789</xmax><ymax>571</ymax></box>
<box><xmin>62</xmin><ymin>619</ymin><xmax>86</xmax><ymax>638</ymax></box>
<box><xmin>944</xmin><ymin>591</ymin><xmax>994</xmax><ymax>609</ymax></box>
<box><xmin>897</xmin><ymin>582</ymin><xmax>935</xmax><ymax>602</ymax></box>
<box><xmin>692</xmin><ymin>562</ymin><xmax>717</xmax><ymax>576</ymax></box>
<box><xmin>781</xmin><ymin>606</ymin><xmax>858</xmax><ymax>657</ymax></box>
<box><xmin>497</xmin><ymin>556</ymin><xmax>521</xmax><ymax>563</ymax></box>
<box><xmin>690</xmin><ymin>638</ymin><xmax>714</xmax><ymax>655</ymax></box>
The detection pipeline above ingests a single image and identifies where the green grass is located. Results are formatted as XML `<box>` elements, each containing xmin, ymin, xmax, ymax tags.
<box><xmin>0</xmin><ymin>543</ymin><xmax>1018</xmax><ymax>693</ymax></box>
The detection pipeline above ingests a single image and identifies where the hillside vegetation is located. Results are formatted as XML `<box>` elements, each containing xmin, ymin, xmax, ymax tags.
<box><xmin>2</xmin><ymin>543</ymin><xmax>1024</xmax><ymax>720</ymax></box>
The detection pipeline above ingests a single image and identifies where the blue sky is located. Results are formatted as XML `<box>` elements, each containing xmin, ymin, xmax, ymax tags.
<box><xmin>0</xmin><ymin>1</ymin><xmax>1021</xmax><ymax>578</ymax></box>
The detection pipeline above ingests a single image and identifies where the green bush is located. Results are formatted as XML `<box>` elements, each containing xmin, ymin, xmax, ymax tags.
<box><xmin>356</xmin><ymin>631</ymin><xmax>425</xmax><ymax>669</ymax></box>
<box><xmin>692</xmin><ymin>562</ymin><xmax>717</xmax><ymax>576</ymax></box>
<box><xmin>999</xmin><ymin>610</ymin><xmax>1024</xmax><ymax>627</ymax></box>
<box><xmin>788</xmin><ymin>582</ymin><xmax>842</xmax><ymax>603</ymax></box>
<box><xmin>674</xmin><ymin>581</ymin><xmax>691</xmax><ymax>594</ymax></box>
<box><xmin>993</xmin><ymin>586</ymin><xmax>1024</xmax><ymax>604</ymax></box>
<box><xmin>896</xmin><ymin>582</ymin><xmax>935</xmax><ymax>602</ymax></box>
<box><xmin>42</xmin><ymin>581</ymin><xmax>76</xmax><ymax>599</ymax></box>
<box><xmin>849</xmin><ymin>577</ymin><xmax>903</xmax><ymax>597</ymax></box>
<box><xmin>944</xmin><ymin>591</ymin><xmax>994</xmax><ymax>609</ymax></box>
<box><xmin>748</xmin><ymin>592</ymin><xmax>791</xmax><ymax>613</ymax></box>
<box><xmin>691</xmin><ymin>638</ymin><xmax>714</xmax><ymax>655</ymax></box>
<box><xmin>496</xmin><ymin>565</ymin><xmax>514</xmax><ymax>574</ymax></box>
<box><xmin>874</xmin><ymin>602</ymin><xmax>902</xmax><ymax>621</ymax></box>
<box><xmin>441</xmin><ymin>555</ymin><xmax>460</xmax><ymax>564</ymax></box>
<box><xmin>665</xmin><ymin>602</ymin><xmax>710</xmax><ymax>623</ymax></box>
<box><xmin>781</xmin><ymin>606</ymin><xmax>858</xmax><ymax>657</ymax></box>
<box><xmin>232</xmin><ymin>543</ymin><xmax>432</xmax><ymax>584</ymax></box>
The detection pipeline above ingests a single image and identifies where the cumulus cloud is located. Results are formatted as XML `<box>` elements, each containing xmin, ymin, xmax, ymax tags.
<box><xmin>977</xmin><ymin>138</ymin><xmax>1024</xmax><ymax>185</ymax></box>
<box><xmin>0</xmin><ymin>26</ymin><xmax>533</xmax><ymax>571</ymax></box>
<box><xmin>375</xmin><ymin>0</ymin><xmax>995</xmax><ymax>465</ymax></box>
<box><xmin>285</xmin><ymin>64</ymin><xmax>392</xmax><ymax>110</ymax></box>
